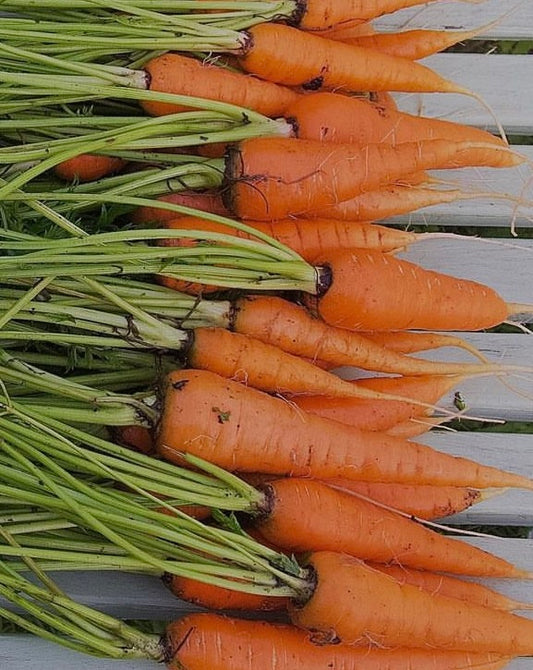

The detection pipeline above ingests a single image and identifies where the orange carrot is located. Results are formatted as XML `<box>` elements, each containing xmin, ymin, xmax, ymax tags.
<box><xmin>312</xmin><ymin>249</ymin><xmax>511</xmax><ymax>331</ymax></box>
<box><xmin>285</xmin><ymin>92</ymin><xmax>503</xmax><ymax>146</ymax></box>
<box><xmin>132</xmin><ymin>191</ymin><xmax>229</xmax><ymax>225</ymax></box>
<box><xmin>289</xmin><ymin>551</ymin><xmax>533</xmax><ymax>654</ymax></box>
<box><xmin>291</xmin><ymin>374</ymin><xmax>458</xmax><ymax>431</ymax></box>
<box><xmin>345</xmin><ymin>26</ymin><xmax>490</xmax><ymax>60</ymax></box>
<box><xmin>241</xmin><ymin>473</ymin><xmax>482</xmax><ymax>520</ymax></box>
<box><xmin>165</xmin><ymin>612</ymin><xmax>510</xmax><ymax>670</ymax></box>
<box><xmin>225</xmin><ymin>137</ymin><xmax>521</xmax><ymax>220</ymax></box>
<box><xmin>292</xmin><ymin>0</ymin><xmax>484</xmax><ymax>32</ymax></box>
<box><xmin>141</xmin><ymin>52</ymin><xmax>300</xmax><ymax>117</ymax></box>
<box><xmin>231</xmin><ymin>295</ymin><xmax>512</xmax><ymax>376</ymax></box>
<box><xmin>156</xmin><ymin>369</ymin><xmax>533</xmax><ymax>490</ymax></box>
<box><xmin>187</xmin><ymin>327</ymin><xmax>471</xmax><ymax>399</ymax></box>
<box><xmin>239</xmin><ymin>23</ymin><xmax>472</xmax><ymax>93</ymax></box>
<box><xmin>361</xmin><ymin>331</ymin><xmax>487</xmax><ymax>359</ymax></box>
<box><xmin>164</xmin><ymin>575</ymin><xmax>289</xmax><ymax>611</ymax></box>
<box><xmin>321</xmin><ymin>479</ymin><xmax>484</xmax><ymax>519</ymax></box>
<box><xmin>161</xmin><ymin>214</ymin><xmax>418</xmax><ymax>261</ymax></box>
<box><xmin>372</xmin><ymin>563</ymin><xmax>533</xmax><ymax>612</ymax></box>
<box><xmin>111</xmin><ymin>424</ymin><xmax>155</xmax><ymax>454</ymax></box>
<box><xmin>303</xmin><ymin>185</ymin><xmax>473</xmax><ymax>221</ymax></box>
<box><xmin>54</xmin><ymin>155</ymin><xmax>125</xmax><ymax>182</ymax></box>
<box><xmin>256</xmin><ymin>478</ymin><xmax>521</xmax><ymax>577</ymax></box>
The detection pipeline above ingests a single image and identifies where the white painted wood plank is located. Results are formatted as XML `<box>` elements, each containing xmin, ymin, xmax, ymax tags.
<box><xmin>376</xmin><ymin>0</ymin><xmax>533</xmax><ymax>41</ymax></box>
<box><xmin>393</xmin><ymin>54</ymin><xmax>533</xmax><ymax>133</ymax></box>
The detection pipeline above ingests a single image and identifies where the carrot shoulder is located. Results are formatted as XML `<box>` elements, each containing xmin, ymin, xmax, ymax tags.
<box><xmin>156</xmin><ymin>369</ymin><xmax>533</xmax><ymax>491</ymax></box>
<box><xmin>290</xmin><ymin>551</ymin><xmax>533</xmax><ymax>654</ymax></box>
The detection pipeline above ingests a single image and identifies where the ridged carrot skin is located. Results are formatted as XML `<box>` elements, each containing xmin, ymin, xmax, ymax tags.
<box><xmin>156</xmin><ymin>369</ymin><xmax>533</xmax><ymax>490</ymax></box>
<box><xmin>164</xmin><ymin>575</ymin><xmax>289</xmax><ymax>611</ymax></box>
<box><xmin>142</xmin><ymin>52</ymin><xmax>300</xmax><ymax>117</ymax></box>
<box><xmin>315</xmin><ymin>249</ymin><xmax>509</xmax><ymax>331</ymax></box>
<box><xmin>164</xmin><ymin>613</ymin><xmax>510</xmax><ymax>670</ymax></box>
<box><xmin>54</xmin><ymin>155</ymin><xmax>125</xmax><ymax>182</ymax></box>
<box><xmin>291</xmin><ymin>375</ymin><xmax>460</xmax><ymax>431</ymax></box>
<box><xmin>240</xmin><ymin>24</ymin><xmax>467</xmax><ymax>93</ymax></box>
<box><xmin>161</xmin><ymin>214</ymin><xmax>418</xmax><ymax>261</ymax></box>
<box><xmin>286</xmin><ymin>92</ymin><xmax>503</xmax><ymax>147</ymax></box>
<box><xmin>256</xmin><ymin>478</ymin><xmax>525</xmax><ymax>577</ymax></box>
<box><xmin>372</xmin><ymin>564</ymin><xmax>533</xmax><ymax>612</ymax></box>
<box><xmin>188</xmin><ymin>326</ymin><xmax>423</xmax><ymax>399</ymax></box>
<box><xmin>290</xmin><ymin>551</ymin><xmax>533</xmax><ymax>654</ymax></box>
<box><xmin>241</xmin><ymin>473</ymin><xmax>480</xmax><ymax>520</ymax></box>
<box><xmin>225</xmin><ymin>137</ymin><xmax>521</xmax><ymax>220</ymax></box>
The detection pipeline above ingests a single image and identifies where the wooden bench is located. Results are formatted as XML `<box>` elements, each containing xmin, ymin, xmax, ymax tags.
<box><xmin>1</xmin><ymin>1</ymin><xmax>532</xmax><ymax>666</ymax></box>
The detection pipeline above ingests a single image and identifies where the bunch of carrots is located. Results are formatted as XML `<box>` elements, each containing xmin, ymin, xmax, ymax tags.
<box><xmin>0</xmin><ymin>0</ymin><xmax>532</xmax><ymax>668</ymax></box>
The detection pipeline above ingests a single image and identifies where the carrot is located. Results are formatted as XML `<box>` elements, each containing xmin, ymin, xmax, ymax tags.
<box><xmin>285</xmin><ymin>92</ymin><xmax>503</xmax><ymax>147</ymax></box>
<box><xmin>164</xmin><ymin>575</ymin><xmax>289</xmax><ymax>611</ymax></box>
<box><xmin>132</xmin><ymin>191</ymin><xmax>229</xmax><ymax>225</ymax></box>
<box><xmin>372</xmin><ymin>563</ymin><xmax>533</xmax><ymax>612</ymax></box>
<box><xmin>321</xmin><ymin>479</ymin><xmax>485</xmax><ymax>520</ymax></box>
<box><xmin>256</xmin><ymin>478</ymin><xmax>523</xmax><ymax>577</ymax></box>
<box><xmin>302</xmin><ymin>185</ymin><xmax>475</xmax><ymax>221</ymax></box>
<box><xmin>289</xmin><ymin>551</ymin><xmax>533</xmax><ymax>654</ymax></box>
<box><xmin>111</xmin><ymin>424</ymin><xmax>155</xmax><ymax>455</ymax></box>
<box><xmin>161</xmin><ymin>214</ymin><xmax>418</xmax><ymax>261</ymax></box>
<box><xmin>239</xmin><ymin>23</ymin><xmax>474</xmax><ymax>94</ymax></box>
<box><xmin>156</xmin><ymin>369</ymin><xmax>533</xmax><ymax>490</ymax></box>
<box><xmin>165</xmin><ymin>612</ymin><xmax>510</xmax><ymax>670</ymax></box>
<box><xmin>290</xmin><ymin>374</ymin><xmax>459</xmax><ymax>432</ymax></box>
<box><xmin>141</xmin><ymin>52</ymin><xmax>300</xmax><ymax>117</ymax></box>
<box><xmin>225</xmin><ymin>137</ymin><xmax>521</xmax><ymax>220</ymax></box>
<box><xmin>187</xmin><ymin>327</ymin><xmax>469</xmax><ymax>399</ymax></box>
<box><xmin>345</xmin><ymin>26</ymin><xmax>492</xmax><ymax>60</ymax></box>
<box><xmin>54</xmin><ymin>154</ymin><xmax>125</xmax><ymax>182</ymax></box>
<box><xmin>242</xmin><ymin>473</ymin><xmax>483</xmax><ymax>520</ymax></box>
<box><xmin>231</xmin><ymin>295</ymin><xmax>515</xmax><ymax>376</ymax></box>
<box><xmin>293</xmin><ymin>0</ymin><xmax>484</xmax><ymax>32</ymax></box>
<box><xmin>311</xmin><ymin>249</ymin><xmax>512</xmax><ymax>331</ymax></box>
<box><xmin>361</xmin><ymin>331</ymin><xmax>488</xmax><ymax>359</ymax></box>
